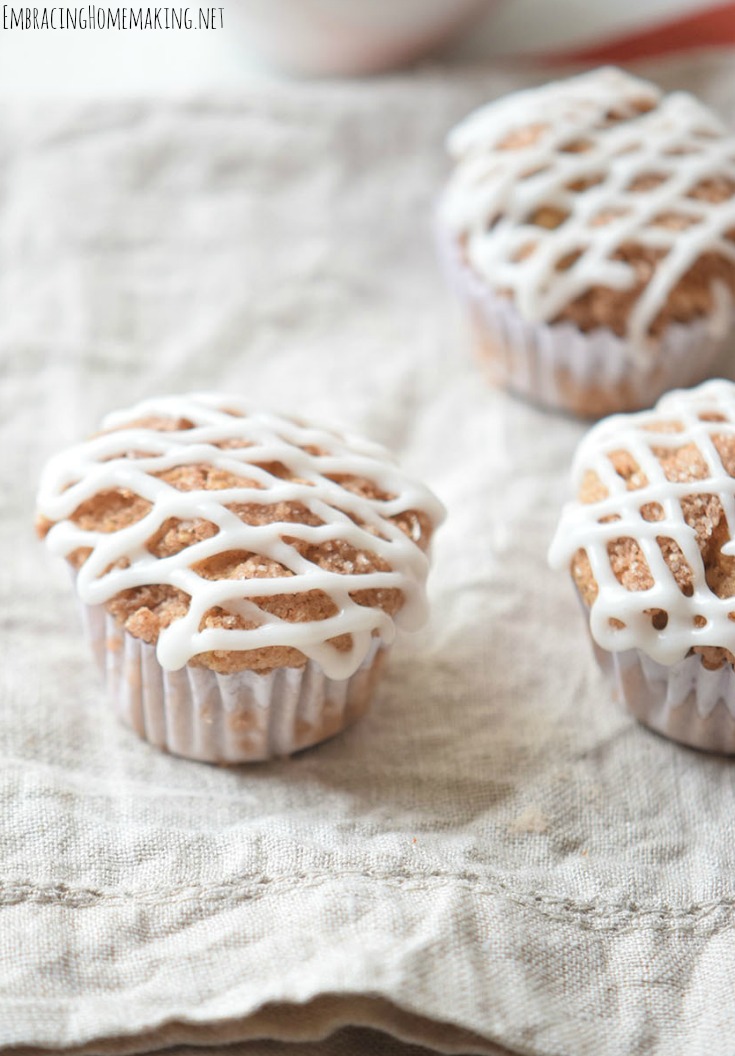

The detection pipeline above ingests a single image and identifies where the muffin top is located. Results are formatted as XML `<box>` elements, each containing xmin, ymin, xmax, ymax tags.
<box><xmin>36</xmin><ymin>394</ymin><xmax>444</xmax><ymax>678</ymax></box>
<box><xmin>442</xmin><ymin>67</ymin><xmax>735</xmax><ymax>347</ymax></box>
<box><xmin>549</xmin><ymin>379</ymin><xmax>735</xmax><ymax>670</ymax></box>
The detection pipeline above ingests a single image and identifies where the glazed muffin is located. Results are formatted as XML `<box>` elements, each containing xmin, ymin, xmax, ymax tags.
<box><xmin>549</xmin><ymin>378</ymin><xmax>735</xmax><ymax>752</ymax></box>
<box><xmin>439</xmin><ymin>66</ymin><xmax>735</xmax><ymax>418</ymax></box>
<box><xmin>36</xmin><ymin>394</ymin><xmax>444</xmax><ymax>763</ymax></box>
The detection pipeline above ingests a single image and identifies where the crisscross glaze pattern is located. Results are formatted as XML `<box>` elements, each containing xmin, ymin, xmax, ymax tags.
<box><xmin>442</xmin><ymin>68</ymin><xmax>735</xmax><ymax>347</ymax></box>
<box><xmin>37</xmin><ymin>394</ymin><xmax>443</xmax><ymax>678</ymax></box>
<box><xmin>550</xmin><ymin>380</ymin><xmax>735</xmax><ymax>666</ymax></box>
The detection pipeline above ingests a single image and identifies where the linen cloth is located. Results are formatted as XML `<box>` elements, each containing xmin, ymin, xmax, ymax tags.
<box><xmin>3</xmin><ymin>53</ymin><xmax>735</xmax><ymax>1056</ymax></box>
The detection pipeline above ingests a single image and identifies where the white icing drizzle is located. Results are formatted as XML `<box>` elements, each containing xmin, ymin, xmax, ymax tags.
<box><xmin>442</xmin><ymin>67</ymin><xmax>735</xmax><ymax>349</ymax></box>
<box><xmin>37</xmin><ymin>394</ymin><xmax>445</xmax><ymax>679</ymax></box>
<box><xmin>549</xmin><ymin>379</ymin><xmax>735</xmax><ymax>666</ymax></box>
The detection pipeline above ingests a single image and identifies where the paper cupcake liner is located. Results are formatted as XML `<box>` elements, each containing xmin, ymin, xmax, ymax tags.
<box><xmin>591</xmin><ymin>640</ymin><xmax>735</xmax><ymax>754</ymax></box>
<box><xmin>79</xmin><ymin>603</ymin><xmax>387</xmax><ymax>763</ymax></box>
<box><xmin>438</xmin><ymin>226</ymin><xmax>731</xmax><ymax>418</ymax></box>
<box><xmin>576</xmin><ymin>588</ymin><xmax>735</xmax><ymax>752</ymax></box>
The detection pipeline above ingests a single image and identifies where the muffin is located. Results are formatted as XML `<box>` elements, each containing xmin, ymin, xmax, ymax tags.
<box><xmin>439</xmin><ymin>66</ymin><xmax>735</xmax><ymax>418</ymax></box>
<box><xmin>36</xmin><ymin>394</ymin><xmax>444</xmax><ymax>763</ymax></box>
<box><xmin>549</xmin><ymin>378</ymin><xmax>735</xmax><ymax>752</ymax></box>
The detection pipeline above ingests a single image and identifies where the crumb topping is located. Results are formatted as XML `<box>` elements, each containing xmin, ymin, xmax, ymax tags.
<box><xmin>36</xmin><ymin>395</ymin><xmax>443</xmax><ymax>677</ymax></box>
<box><xmin>549</xmin><ymin>381</ymin><xmax>735</xmax><ymax>669</ymax></box>
<box><xmin>444</xmin><ymin>67</ymin><xmax>735</xmax><ymax>344</ymax></box>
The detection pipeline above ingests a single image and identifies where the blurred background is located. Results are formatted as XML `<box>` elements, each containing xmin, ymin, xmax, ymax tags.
<box><xmin>0</xmin><ymin>0</ymin><xmax>731</xmax><ymax>95</ymax></box>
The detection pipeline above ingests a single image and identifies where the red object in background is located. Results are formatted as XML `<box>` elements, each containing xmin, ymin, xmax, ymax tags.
<box><xmin>532</xmin><ymin>0</ymin><xmax>735</xmax><ymax>64</ymax></box>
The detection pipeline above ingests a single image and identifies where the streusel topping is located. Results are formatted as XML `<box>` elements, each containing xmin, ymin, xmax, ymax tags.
<box><xmin>37</xmin><ymin>394</ymin><xmax>444</xmax><ymax>677</ymax></box>
<box><xmin>443</xmin><ymin>68</ymin><xmax>735</xmax><ymax>348</ymax></box>
<box><xmin>550</xmin><ymin>380</ymin><xmax>735</xmax><ymax>670</ymax></box>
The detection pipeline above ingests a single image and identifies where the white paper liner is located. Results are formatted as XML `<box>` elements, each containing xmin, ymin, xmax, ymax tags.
<box><xmin>589</xmin><ymin>640</ymin><xmax>735</xmax><ymax>754</ymax></box>
<box><xmin>437</xmin><ymin>226</ymin><xmax>732</xmax><ymax>418</ymax></box>
<box><xmin>79</xmin><ymin>602</ymin><xmax>387</xmax><ymax>763</ymax></box>
<box><xmin>574</xmin><ymin>587</ymin><xmax>735</xmax><ymax>753</ymax></box>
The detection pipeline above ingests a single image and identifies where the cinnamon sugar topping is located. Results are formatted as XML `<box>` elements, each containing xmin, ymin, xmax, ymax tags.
<box><xmin>37</xmin><ymin>394</ymin><xmax>444</xmax><ymax>678</ymax></box>
<box><xmin>550</xmin><ymin>381</ymin><xmax>735</xmax><ymax>668</ymax></box>
<box><xmin>443</xmin><ymin>68</ymin><xmax>735</xmax><ymax>348</ymax></box>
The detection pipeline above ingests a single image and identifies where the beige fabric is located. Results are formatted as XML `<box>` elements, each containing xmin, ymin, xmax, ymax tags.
<box><xmin>3</xmin><ymin>53</ymin><xmax>735</xmax><ymax>1056</ymax></box>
